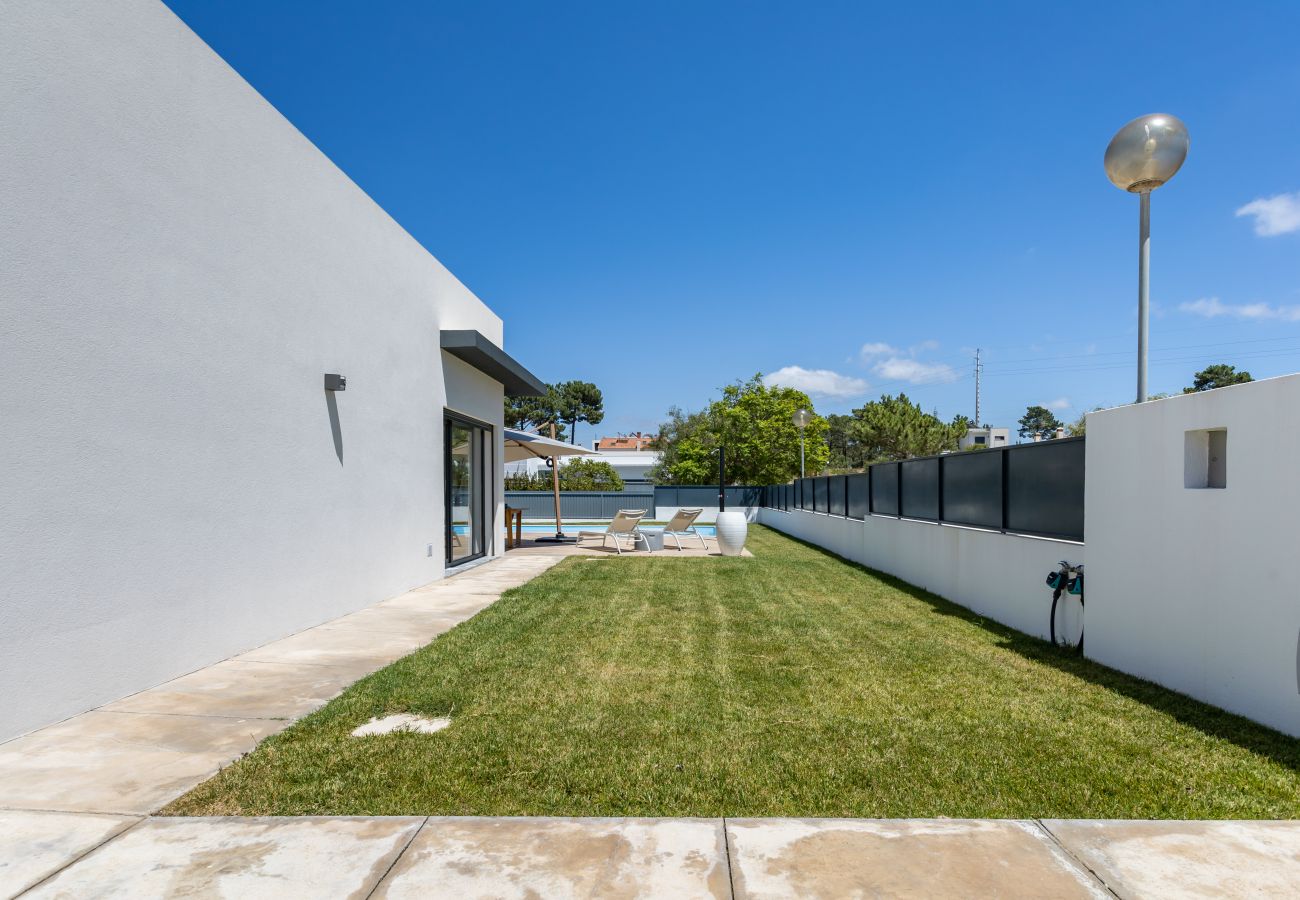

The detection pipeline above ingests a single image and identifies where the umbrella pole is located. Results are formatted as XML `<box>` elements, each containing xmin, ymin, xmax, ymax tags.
<box><xmin>535</xmin><ymin>421</ymin><xmax>576</xmax><ymax>543</ymax></box>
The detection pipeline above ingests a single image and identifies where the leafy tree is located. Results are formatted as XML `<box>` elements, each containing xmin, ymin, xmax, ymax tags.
<box><xmin>503</xmin><ymin>386</ymin><xmax>569</xmax><ymax>441</ymax></box>
<box><xmin>1018</xmin><ymin>405</ymin><xmax>1063</xmax><ymax>440</ymax></box>
<box><xmin>848</xmin><ymin>394</ymin><xmax>970</xmax><ymax>461</ymax></box>
<box><xmin>505</xmin><ymin>458</ymin><xmax>625</xmax><ymax>491</ymax></box>
<box><xmin>648</xmin><ymin>375</ymin><xmax>829</xmax><ymax>484</ymax></box>
<box><xmin>1184</xmin><ymin>364</ymin><xmax>1253</xmax><ymax>393</ymax></box>
<box><xmin>558</xmin><ymin>458</ymin><xmax>623</xmax><ymax>490</ymax></box>
<box><xmin>553</xmin><ymin>380</ymin><xmax>605</xmax><ymax>444</ymax></box>
<box><xmin>1067</xmin><ymin>412</ymin><xmax>1087</xmax><ymax>437</ymax></box>
<box><xmin>826</xmin><ymin>413</ymin><xmax>870</xmax><ymax>471</ymax></box>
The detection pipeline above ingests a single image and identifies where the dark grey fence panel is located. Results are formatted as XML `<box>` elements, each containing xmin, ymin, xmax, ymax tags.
<box><xmin>727</xmin><ymin>485</ymin><xmax>763</xmax><ymax>507</ymax></box>
<box><xmin>505</xmin><ymin>491</ymin><xmax>655</xmax><ymax>520</ymax></box>
<box><xmin>941</xmin><ymin>450</ymin><xmax>1002</xmax><ymax>529</ymax></box>
<box><xmin>871</xmin><ymin>463</ymin><xmax>900</xmax><ymax>515</ymax></box>
<box><xmin>762</xmin><ymin>439</ymin><xmax>1083</xmax><ymax>541</ymax></box>
<box><xmin>814</xmin><ymin>477</ymin><xmax>829</xmax><ymax>512</ymax></box>
<box><xmin>901</xmin><ymin>458</ymin><xmax>940</xmax><ymax>520</ymax></box>
<box><xmin>828</xmin><ymin>477</ymin><xmax>846</xmax><ymax>516</ymax></box>
<box><xmin>1005</xmin><ymin>438</ymin><xmax>1085</xmax><ymax>540</ymax></box>
<box><xmin>847</xmin><ymin>474</ymin><xmax>870</xmax><ymax>519</ymax></box>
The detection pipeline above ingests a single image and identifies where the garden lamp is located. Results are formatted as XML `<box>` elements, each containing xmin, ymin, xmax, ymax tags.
<box><xmin>792</xmin><ymin>409</ymin><xmax>812</xmax><ymax>478</ymax></box>
<box><xmin>1104</xmin><ymin>113</ymin><xmax>1189</xmax><ymax>402</ymax></box>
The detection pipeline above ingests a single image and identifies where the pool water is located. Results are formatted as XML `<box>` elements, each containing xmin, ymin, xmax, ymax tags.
<box><xmin>518</xmin><ymin>524</ymin><xmax>717</xmax><ymax>537</ymax></box>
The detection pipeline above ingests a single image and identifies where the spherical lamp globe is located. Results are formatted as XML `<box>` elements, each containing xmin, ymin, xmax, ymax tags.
<box><xmin>1104</xmin><ymin>113</ymin><xmax>1190</xmax><ymax>193</ymax></box>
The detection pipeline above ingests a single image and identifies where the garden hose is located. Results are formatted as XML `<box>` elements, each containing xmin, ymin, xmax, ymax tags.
<box><xmin>1047</xmin><ymin>568</ymin><xmax>1084</xmax><ymax>653</ymax></box>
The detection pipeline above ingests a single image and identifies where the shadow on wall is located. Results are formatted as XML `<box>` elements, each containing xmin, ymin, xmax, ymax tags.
<box><xmin>326</xmin><ymin>391</ymin><xmax>343</xmax><ymax>464</ymax></box>
<box><xmin>776</xmin><ymin>528</ymin><xmax>1300</xmax><ymax>774</ymax></box>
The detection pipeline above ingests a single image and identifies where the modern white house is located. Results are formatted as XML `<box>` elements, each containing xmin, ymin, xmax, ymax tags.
<box><xmin>0</xmin><ymin>0</ymin><xmax>544</xmax><ymax>741</ymax></box>
<box><xmin>959</xmin><ymin>426</ymin><xmax>1010</xmax><ymax>450</ymax></box>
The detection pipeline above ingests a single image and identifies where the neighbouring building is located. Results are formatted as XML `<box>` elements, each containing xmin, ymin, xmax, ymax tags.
<box><xmin>959</xmin><ymin>426</ymin><xmax>1011</xmax><ymax>450</ymax></box>
<box><xmin>590</xmin><ymin>432</ymin><xmax>662</xmax><ymax>485</ymax></box>
<box><xmin>0</xmin><ymin>0</ymin><xmax>544</xmax><ymax>740</ymax></box>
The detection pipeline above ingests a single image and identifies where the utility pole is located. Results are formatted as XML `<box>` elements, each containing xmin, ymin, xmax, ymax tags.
<box><xmin>974</xmin><ymin>348</ymin><xmax>983</xmax><ymax>426</ymax></box>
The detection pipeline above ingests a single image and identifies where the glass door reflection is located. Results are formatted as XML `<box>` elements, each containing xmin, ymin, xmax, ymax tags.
<box><xmin>446</xmin><ymin>416</ymin><xmax>486</xmax><ymax>565</ymax></box>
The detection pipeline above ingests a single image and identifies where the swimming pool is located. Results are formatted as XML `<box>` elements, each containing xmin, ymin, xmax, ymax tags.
<box><xmin>517</xmin><ymin>524</ymin><xmax>717</xmax><ymax>537</ymax></box>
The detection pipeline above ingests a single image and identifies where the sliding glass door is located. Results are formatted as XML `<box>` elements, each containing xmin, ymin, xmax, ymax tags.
<box><xmin>445</xmin><ymin>413</ymin><xmax>490</xmax><ymax>565</ymax></box>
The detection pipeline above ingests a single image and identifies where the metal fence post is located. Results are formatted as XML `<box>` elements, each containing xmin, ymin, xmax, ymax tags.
<box><xmin>896</xmin><ymin>462</ymin><xmax>903</xmax><ymax>519</ymax></box>
<box><xmin>937</xmin><ymin>455</ymin><xmax>945</xmax><ymax>524</ymax></box>
<box><xmin>1000</xmin><ymin>448</ymin><xmax>1010</xmax><ymax>533</ymax></box>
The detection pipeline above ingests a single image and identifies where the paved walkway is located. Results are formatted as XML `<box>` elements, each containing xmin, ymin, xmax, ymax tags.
<box><xmin>7</xmin><ymin>813</ymin><xmax>1300</xmax><ymax>898</ymax></box>
<box><xmin>4</xmin><ymin>552</ymin><xmax>1300</xmax><ymax>898</ymax></box>
<box><xmin>0</xmin><ymin>554</ymin><xmax>563</xmax><ymax>820</ymax></box>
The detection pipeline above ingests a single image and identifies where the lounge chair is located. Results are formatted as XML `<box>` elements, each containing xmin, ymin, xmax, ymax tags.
<box><xmin>578</xmin><ymin>509</ymin><xmax>649</xmax><ymax>554</ymax></box>
<box><xmin>658</xmin><ymin>507</ymin><xmax>708</xmax><ymax>550</ymax></box>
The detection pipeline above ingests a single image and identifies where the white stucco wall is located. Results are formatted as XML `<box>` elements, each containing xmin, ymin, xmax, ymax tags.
<box><xmin>0</xmin><ymin>0</ymin><xmax>510</xmax><ymax>739</ymax></box>
<box><xmin>758</xmin><ymin>509</ymin><xmax>1083</xmax><ymax>642</ymax></box>
<box><xmin>1084</xmin><ymin>375</ymin><xmax>1300</xmax><ymax>736</ymax></box>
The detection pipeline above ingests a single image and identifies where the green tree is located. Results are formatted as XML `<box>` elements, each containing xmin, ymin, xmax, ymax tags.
<box><xmin>1184</xmin><ymin>364</ymin><xmax>1253</xmax><ymax>393</ymax></box>
<box><xmin>1018</xmin><ymin>405</ymin><xmax>1063</xmax><ymax>440</ymax></box>
<box><xmin>503</xmin><ymin>386</ymin><xmax>569</xmax><ymax>441</ymax></box>
<box><xmin>553</xmin><ymin>380</ymin><xmax>605</xmax><ymax>444</ymax></box>
<box><xmin>558</xmin><ymin>458</ymin><xmax>624</xmax><ymax>490</ymax></box>
<box><xmin>505</xmin><ymin>458</ymin><xmax>625</xmax><ymax>491</ymax></box>
<box><xmin>648</xmin><ymin>375</ymin><xmax>829</xmax><ymax>484</ymax></box>
<box><xmin>826</xmin><ymin>413</ymin><xmax>869</xmax><ymax>471</ymax></box>
<box><xmin>849</xmin><ymin>394</ymin><xmax>970</xmax><ymax>461</ymax></box>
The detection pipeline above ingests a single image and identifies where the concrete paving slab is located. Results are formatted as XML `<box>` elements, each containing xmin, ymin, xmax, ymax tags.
<box><xmin>0</xmin><ymin>711</ymin><xmax>283</xmax><ymax>813</ymax></box>
<box><xmin>8</xmin><ymin>711</ymin><xmax>281</xmax><ymax>757</ymax></box>
<box><xmin>376</xmin><ymin>591</ymin><xmax>497</xmax><ymax>615</ymax></box>
<box><xmin>328</xmin><ymin>606</ymin><xmax>464</xmax><ymax>638</ymax></box>
<box><xmin>372</xmin><ymin>817</ymin><xmax>730</xmax><ymax>899</ymax></box>
<box><xmin>1043</xmin><ymin>819</ymin><xmax>1300</xmax><ymax>899</ymax></box>
<box><xmin>101</xmin><ymin>659</ymin><xmax>370</xmax><ymax>720</ymax></box>
<box><xmin>0</xmin><ymin>810</ymin><xmax>139</xmax><ymax>898</ymax></box>
<box><xmin>726</xmin><ymin>818</ymin><xmax>1107</xmax><ymax>899</ymax></box>
<box><xmin>0</xmin><ymin>743</ymin><xmax>235</xmax><ymax>816</ymax></box>
<box><xmin>23</xmin><ymin>816</ymin><xmax>425</xmax><ymax>900</ymax></box>
<box><xmin>235</xmin><ymin>622</ymin><xmax>428</xmax><ymax>668</ymax></box>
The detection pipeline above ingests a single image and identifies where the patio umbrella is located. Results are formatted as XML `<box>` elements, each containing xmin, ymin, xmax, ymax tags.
<box><xmin>503</xmin><ymin>428</ymin><xmax>597</xmax><ymax>464</ymax></box>
<box><xmin>503</xmin><ymin>427</ymin><xmax>597</xmax><ymax>542</ymax></box>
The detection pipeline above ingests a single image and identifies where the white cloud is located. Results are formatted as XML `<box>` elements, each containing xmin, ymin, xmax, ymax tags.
<box><xmin>1179</xmin><ymin>296</ymin><xmax>1300</xmax><ymax>322</ymax></box>
<box><xmin>859</xmin><ymin>342</ymin><xmax>896</xmax><ymax>360</ymax></box>
<box><xmin>1236</xmin><ymin>192</ymin><xmax>1300</xmax><ymax>236</ymax></box>
<box><xmin>872</xmin><ymin>357</ymin><xmax>958</xmax><ymax>385</ymax></box>
<box><xmin>765</xmin><ymin>366</ymin><xmax>870</xmax><ymax>399</ymax></box>
<box><xmin>1045</xmin><ymin>397</ymin><xmax>1071</xmax><ymax>411</ymax></box>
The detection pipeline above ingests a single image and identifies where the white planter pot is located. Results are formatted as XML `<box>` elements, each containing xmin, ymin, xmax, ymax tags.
<box><xmin>715</xmin><ymin>510</ymin><xmax>748</xmax><ymax>557</ymax></box>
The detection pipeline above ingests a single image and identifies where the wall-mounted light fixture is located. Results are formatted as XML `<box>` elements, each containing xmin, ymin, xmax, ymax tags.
<box><xmin>324</xmin><ymin>374</ymin><xmax>347</xmax><ymax>391</ymax></box>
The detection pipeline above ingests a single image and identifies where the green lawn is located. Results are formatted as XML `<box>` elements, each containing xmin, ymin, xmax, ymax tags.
<box><xmin>165</xmin><ymin>526</ymin><xmax>1300</xmax><ymax>818</ymax></box>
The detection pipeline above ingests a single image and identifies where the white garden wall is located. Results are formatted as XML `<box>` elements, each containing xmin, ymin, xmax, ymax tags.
<box><xmin>762</xmin><ymin>373</ymin><xmax>1300</xmax><ymax>738</ymax></box>
<box><xmin>0</xmin><ymin>0</ymin><xmax>510</xmax><ymax>740</ymax></box>
<box><xmin>758</xmin><ymin>509</ymin><xmax>1084</xmax><ymax>643</ymax></box>
<box><xmin>1085</xmin><ymin>374</ymin><xmax>1300</xmax><ymax>737</ymax></box>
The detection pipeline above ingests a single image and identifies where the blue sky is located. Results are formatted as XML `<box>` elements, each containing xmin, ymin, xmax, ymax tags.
<box><xmin>167</xmin><ymin>0</ymin><xmax>1300</xmax><ymax>441</ymax></box>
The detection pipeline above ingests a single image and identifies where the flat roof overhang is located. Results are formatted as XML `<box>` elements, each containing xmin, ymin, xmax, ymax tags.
<box><xmin>440</xmin><ymin>330</ymin><xmax>546</xmax><ymax>397</ymax></box>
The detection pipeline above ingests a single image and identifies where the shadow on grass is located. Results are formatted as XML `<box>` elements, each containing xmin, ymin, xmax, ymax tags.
<box><xmin>769</xmin><ymin>527</ymin><xmax>1300</xmax><ymax>773</ymax></box>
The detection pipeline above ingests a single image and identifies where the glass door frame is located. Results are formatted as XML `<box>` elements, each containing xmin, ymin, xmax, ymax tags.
<box><xmin>444</xmin><ymin>410</ymin><xmax>493</xmax><ymax>567</ymax></box>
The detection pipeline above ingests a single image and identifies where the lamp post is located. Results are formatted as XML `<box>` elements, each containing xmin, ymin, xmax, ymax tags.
<box><xmin>1104</xmin><ymin>113</ymin><xmax>1190</xmax><ymax>403</ymax></box>
<box><xmin>792</xmin><ymin>408</ymin><xmax>812</xmax><ymax>478</ymax></box>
